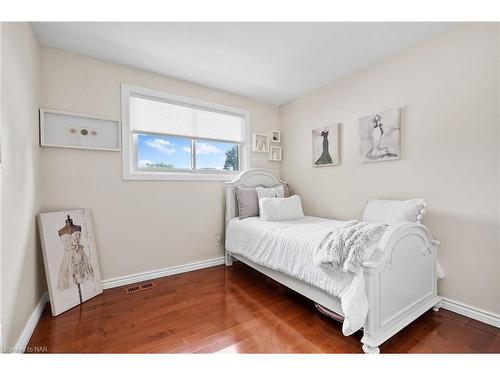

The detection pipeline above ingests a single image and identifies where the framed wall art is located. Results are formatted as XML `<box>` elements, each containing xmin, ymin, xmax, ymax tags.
<box><xmin>359</xmin><ymin>108</ymin><xmax>401</xmax><ymax>162</ymax></box>
<box><xmin>312</xmin><ymin>123</ymin><xmax>340</xmax><ymax>167</ymax></box>
<box><xmin>38</xmin><ymin>208</ymin><xmax>103</xmax><ymax>316</ymax></box>
<box><xmin>269</xmin><ymin>145</ymin><xmax>282</xmax><ymax>161</ymax></box>
<box><xmin>270</xmin><ymin>130</ymin><xmax>281</xmax><ymax>143</ymax></box>
<box><xmin>252</xmin><ymin>132</ymin><xmax>269</xmax><ymax>153</ymax></box>
<box><xmin>40</xmin><ymin>108</ymin><xmax>121</xmax><ymax>151</ymax></box>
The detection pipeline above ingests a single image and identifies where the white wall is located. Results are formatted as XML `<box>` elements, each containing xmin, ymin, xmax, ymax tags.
<box><xmin>1</xmin><ymin>22</ymin><xmax>44</xmax><ymax>348</ymax></box>
<box><xmin>280</xmin><ymin>24</ymin><xmax>500</xmax><ymax>314</ymax></box>
<box><xmin>39</xmin><ymin>47</ymin><xmax>280</xmax><ymax>281</ymax></box>
<box><xmin>0</xmin><ymin>21</ymin><xmax>3</xmax><ymax>348</ymax></box>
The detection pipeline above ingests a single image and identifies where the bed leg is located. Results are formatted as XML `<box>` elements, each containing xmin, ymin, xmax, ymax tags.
<box><xmin>362</xmin><ymin>344</ymin><xmax>380</xmax><ymax>354</ymax></box>
<box><xmin>225</xmin><ymin>252</ymin><xmax>233</xmax><ymax>266</ymax></box>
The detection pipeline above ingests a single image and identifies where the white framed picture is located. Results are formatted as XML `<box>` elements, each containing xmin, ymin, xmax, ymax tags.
<box><xmin>359</xmin><ymin>108</ymin><xmax>400</xmax><ymax>162</ymax></box>
<box><xmin>269</xmin><ymin>145</ymin><xmax>282</xmax><ymax>161</ymax></box>
<box><xmin>312</xmin><ymin>123</ymin><xmax>340</xmax><ymax>167</ymax></box>
<box><xmin>270</xmin><ymin>130</ymin><xmax>281</xmax><ymax>143</ymax></box>
<box><xmin>38</xmin><ymin>209</ymin><xmax>103</xmax><ymax>316</ymax></box>
<box><xmin>252</xmin><ymin>132</ymin><xmax>269</xmax><ymax>152</ymax></box>
<box><xmin>40</xmin><ymin>108</ymin><xmax>121</xmax><ymax>151</ymax></box>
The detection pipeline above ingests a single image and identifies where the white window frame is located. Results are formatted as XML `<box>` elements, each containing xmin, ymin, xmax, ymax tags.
<box><xmin>121</xmin><ymin>84</ymin><xmax>250</xmax><ymax>181</ymax></box>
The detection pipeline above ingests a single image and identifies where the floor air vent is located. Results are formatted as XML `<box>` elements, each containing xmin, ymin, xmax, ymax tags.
<box><xmin>125</xmin><ymin>282</ymin><xmax>156</xmax><ymax>294</ymax></box>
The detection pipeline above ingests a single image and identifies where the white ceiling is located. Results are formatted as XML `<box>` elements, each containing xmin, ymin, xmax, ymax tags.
<box><xmin>32</xmin><ymin>22</ymin><xmax>455</xmax><ymax>105</ymax></box>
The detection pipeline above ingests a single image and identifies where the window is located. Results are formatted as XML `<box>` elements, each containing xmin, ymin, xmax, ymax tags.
<box><xmin>121</xmin><ymin>84</ymin><xmax>249</xmax><ymax>180</ymax></box>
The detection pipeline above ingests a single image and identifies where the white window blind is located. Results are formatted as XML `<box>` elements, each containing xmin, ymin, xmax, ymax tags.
<box><xmin>129</xmin><ymin>96</ymin><xmax>246</xmax><ymax>143</ymax></box>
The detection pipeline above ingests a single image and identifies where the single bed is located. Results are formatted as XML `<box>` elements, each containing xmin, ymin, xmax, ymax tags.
<box><xmin>224</xmin><ymin>168</ymin><xmax>441</xmax><ymax>354</ymax></box>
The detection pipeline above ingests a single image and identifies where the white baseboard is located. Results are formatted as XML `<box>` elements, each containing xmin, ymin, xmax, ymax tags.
<box><xmin>440</xmin><ymin>297</ymin><xmax>500</xmax><ymax>328</ymax></box>
<box><xmin>101</xmin><ymin>256</ymin><xmax>225</xmax><ymax>289</ymax></box>
<box><xmin>12</xmin><ymin>292</ymin><xmax>49</xmax><ymax>353</ymax></box>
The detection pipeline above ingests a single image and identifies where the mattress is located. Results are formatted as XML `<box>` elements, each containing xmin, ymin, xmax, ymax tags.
<box><xmin>225</xmin><ymin>216</ymin><xmax>371</xmax><ymax>335</ymax></box>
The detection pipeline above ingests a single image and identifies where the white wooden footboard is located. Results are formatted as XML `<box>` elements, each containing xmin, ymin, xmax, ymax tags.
<box><xmin>361</xmin><ymin>223</ymin><xmax>440</xmax><ymax>353</ymax></box>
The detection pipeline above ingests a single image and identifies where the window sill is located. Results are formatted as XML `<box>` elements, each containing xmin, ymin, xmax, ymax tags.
<box><xmin>123</xmin><ymin>170</ymin><xmax>240</xmax><ymax>182</ymax></box>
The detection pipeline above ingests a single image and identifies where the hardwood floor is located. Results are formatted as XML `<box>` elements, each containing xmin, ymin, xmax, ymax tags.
<box><xmin>27</xmin><ymin>262</ymin><xmax>500</xmax><ymax>353</ymax></box>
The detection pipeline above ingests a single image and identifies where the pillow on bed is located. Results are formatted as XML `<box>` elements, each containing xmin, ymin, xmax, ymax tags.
<box><xmin>259</xmin><ymin>195</ymin><xmax>305</xmax><ymax>221</ymax></box>
<box><xmin>235</xmin><ymin>186</ymin><xmax>260</xmax><ymax>220</ymax></box>
<box><xmin>256</xmin><ymin>185</ymin><xmax>285</xmax><ymax>200</ymax></box>
<box><xmin>362</xmin><ymin>199</ymin><xmax>427</xmax><ymax>224</ymax></box>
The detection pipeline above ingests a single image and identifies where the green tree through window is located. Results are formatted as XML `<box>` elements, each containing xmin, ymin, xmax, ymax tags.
<box><xmin>223</xmin><ymin>146</ymin><xmax>238</xmax><ymax>171</ymax></box>
<box><xmin>146</xmin><ymin>162</ymin><xmax>175</xmax><ymax>169</ymax></box>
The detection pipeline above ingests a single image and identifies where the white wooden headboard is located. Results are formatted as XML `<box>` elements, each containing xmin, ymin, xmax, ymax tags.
<box><xmin>225</xmin><ymin>168</ymin><xmax>288</xmax><ymax>226</ymax></box>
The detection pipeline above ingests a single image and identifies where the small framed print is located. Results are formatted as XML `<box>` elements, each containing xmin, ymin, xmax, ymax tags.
<box><xmin>312</xmin><ymin>123</ymin><xmax>340</xmax><ymax>167</ymax></box>
<box><xmin>40</xmin><ymin>108</ymin><xmax>121</xmax><ymax>151</ymax></box>
<box><xmin>252</xmin><ymin>133</ymin><xmax>269</xmax><ymax>153</ymax></box>
<box><xmin>269</xmin><ymin>146</ymin><xmax>282</xmax><ymax>161</ymax></box>
<box><xmin>359</xmin><ymin>108</ymin><xmax>400</xmax><ymax>162</ymax></box>
<box><xmin>271</xmin><ymin>130</ymin><xmax>281</xmax><ymax>143</ymax></box>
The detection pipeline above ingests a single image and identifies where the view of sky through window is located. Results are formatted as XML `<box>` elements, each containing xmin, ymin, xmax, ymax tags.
<box><xmin>137</xmin><ymin>134</ymin><xmax>191</xmax><ymax>170</ymax></box>
<box><xmin>195</xmin><ymin>140</ymin><xmax>238</xmax><ymax>171</ymax></box>
<box><xmin>137</xmin><ymin>134</ymin><xmax>239</xmax><ymax>171</ymax></box>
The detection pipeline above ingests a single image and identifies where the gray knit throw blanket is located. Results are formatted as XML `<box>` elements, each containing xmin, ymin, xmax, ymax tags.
<box><xmin>318</xmin><ymin>220</ymin><xmax>388</xmax><ymax>274</ymax></box>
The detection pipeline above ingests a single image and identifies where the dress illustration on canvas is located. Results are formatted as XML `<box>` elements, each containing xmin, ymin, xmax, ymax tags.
<box><xmin>39</xmin><ymin>209</ymin><xmax>103</xmax><ymax>316</ymax></box>
<box><xmin>359</xmin><ymin>109</ymin><xmax>401</xmax><ymax>162</ymax></box>
<box><xmin>366</xmin><ymin>114</ymin><xmax>398</xmax><ymax>160</ymax></box>
<box><xmin>58</xmin><ymin>215</ymin><xmax>95</xmax><ymax>304</ymax></box>
<box><xmin>312</xmin><ymin>124</ymin><xmax>339</xmax><ymax>167</ymax></box>
<box><xmin>315</xmin><ymin>130</ymin><xmax>333</xmax><ymax>166</ymax></box>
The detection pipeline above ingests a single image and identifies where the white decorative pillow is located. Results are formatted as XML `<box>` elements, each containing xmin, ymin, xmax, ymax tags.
<box><xmin>256</xmin><ymin>185</ymin><xmax>285</xmax><ymax>200</ymax></box>
<box><xmin>256</xmin><ymin>186</ymin><xmax>285</xmax><ymax>216</ymax></box>
<box><xmin>259</xmin><ymin>195</ymin><xmax>305</xmax><ymax>222</ymax></box>
<box><xmin>362</xmin><ymin>199</ymin><xmax>427</xmax><ymax>224</ymax></box>
<box><xmin>275</xmin><ymin>184</ymin><xmax>290</xmax><ymax>198</ymax></box>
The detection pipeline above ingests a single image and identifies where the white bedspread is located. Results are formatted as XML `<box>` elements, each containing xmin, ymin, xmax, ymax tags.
<box><xmin>225</xmin><ymin>216</ymin><xmax>377</xmax><ymax>335</ymax></box>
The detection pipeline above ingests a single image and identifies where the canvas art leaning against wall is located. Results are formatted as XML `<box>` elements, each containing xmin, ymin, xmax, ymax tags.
<box><xmin>38</xmin><ymin>208</ymin><xmax>103</xmax><ymax>316</ymax></box>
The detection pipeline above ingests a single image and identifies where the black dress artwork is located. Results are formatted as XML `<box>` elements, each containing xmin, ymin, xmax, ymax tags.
<box><xmin>315</xmin><ymin>130</ymin><xmax>333</xmax><ymax>165</ymax></box>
